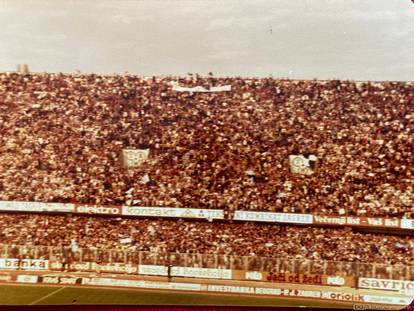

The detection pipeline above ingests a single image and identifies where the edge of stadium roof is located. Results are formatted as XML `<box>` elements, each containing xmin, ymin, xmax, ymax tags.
<box><xmin>0</xmin><ymin>70</ymin><xmax>413</xmax><ymax>83</ymax></box>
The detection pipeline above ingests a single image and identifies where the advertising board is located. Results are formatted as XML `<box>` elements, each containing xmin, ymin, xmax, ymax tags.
<box><xmin>74</xmin><ymin>205</ymin><xmax>122</xmax><ymax>215</ymax></box>
<box><xmin>82</xmin><ymin>277</ymin><xmax>202</xmax><ymax>291</ymax></box>
<box><xmin>137</xmin><ymin>265</ymin><xmax>233</xmax><ymax>279</ymax></box>
<box><xmin>0</xmin><ymin>201</ymin><xmax>74</xmax><ymax>213</ymax></box>
<box><xmin>16</xmin><ymin>275</ymin><xmax>38</xmax><ymax>283</ymax></box>
<box><xmin>50</xmin><ymin>261</ymin><xmax>137</xmax><ymax>274</ymax></box>
<box><xmin>358</xmin><ymin>278</ymin><xmax>414</xmax><ymax>291</ymax></box>
<box><xmin>0</xmin><ymin>259</ymin><xmax>49</xmax><ymax>270</ymax></box>
<box><xmin>401</xmin><ymin>219</ymin><xmax>414</xmax><ymax>230</ymax></box>
<box><xmin>122</xmin><ymin>206</ymin><xmax>224</xmax><ymax>220</ymax></box>
<box><xmin>233</xmin><ymin>211</ymin><xmax>313</xmax><ymax>224</ymax></box>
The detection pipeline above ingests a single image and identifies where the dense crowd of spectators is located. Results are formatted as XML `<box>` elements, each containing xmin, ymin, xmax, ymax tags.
<box><xmin>0</xmin><ymin>214</ymin><xmax>413</xmax><ymax>267</ymax></box>
<box><xmin>0</xmin><ymin>73</ymin><xmax>413</xmax><ymax>217</ymax></box>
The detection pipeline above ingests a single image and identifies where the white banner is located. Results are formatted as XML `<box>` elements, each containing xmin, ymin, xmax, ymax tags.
<box><xmin>0</xmin><ymin>259</ymin><xmax>49</xmax><ymax>270</ymax></box>
<box><xmin>122</xmin><ymin>206</ymin><xmax>224</xmax><ymax>220</ymax></box>
<box><xmin>50</xmin><ymin>261</ymin><xmax>90</xmax><ymax>271</ymax></box>
<box><xmin>82</xmin><ymin>277</ymin><xmax>201</xmax><ymax>291</ymax></box>
<box><xmin>16</xmin><ymin>275</ymin><xmax>38</xmax><ymax>283</ymax></box>
<box><xmin>326</xmin><ymin>276</ymin><xmax>346</xmax><ymax>286</ymax></box>
<box><xmin>138</xmin><ymin>265</ymin><xmax>231</xmax><ymax>279</ymax></box>
<box><xmin>119</xmin><ymin>237</ymin><xmax>132</xmax><ymax>244</ymax></box>
<box><xmin>91</xmin><ymin>262</ymin><xmax>137</xmax><ymax>274</ymax></box>
<box><xmin>289</xmin><ymin>155</ymin><xmax>317</xmax><ymax>175</ymax></box>
<box><xmin>233</xmin><ymin>211</ymin><xmax>313</xmax><ymax>224</ymax></box>
<box><xmin>280</xmin><ymin>288</ymin><xmax>321</xmax><ymax>298</ymax></box>
<box><xmin>172</xmin><ymin>267</ymin><xmax>232</xmax><ymax>279</ymax></box>
<box><xmin>172</xmin><ymin>84</ymin><xmax>231</xmax><ymax>92</ymax></box>
<box><xmin>362</xmin><ymin>295</ymin><xmax>413</xmax><ymax>306</ymax></box>
<box><xmin>207</xmin><ymin>285</ymin><xmax>283</xmax><ymax>296</ymax></box>
<box><xmin>138</xmin><ymin>265</ymin><xmax>168</xmax><ymax>276</ymax></box>
<box><xmin>121</xmin><ymin>149</ymin><xmax>150</xmax><ymax>167</ymax></box>
<box><xmin>0</xmin><ymin>201</ymin><xmax>74</xmax><ymax>213</ymax></box>
<box><xmin>207</xmin><ymin>284</ymin><xmax>253</xmax><ymax>294</ymax></box>
<box><xmin>245</xmin><ymin>271</ymin><xmax>263</xmax><ymax>281</ymax></box>
<box><xmin>400</xmin><ymin>219</ymin><xmax>414</xmax><ymax>229</ymax></box>
<box><xmin>41</xmin><ymin>276</ymin><xmax>80</xmax><ymax>285</ymax></box>
<box><xmin>358</xmin><ymin>278</ymin><xmax>414</xmax><ymax>291</ymax></box>
<box><xmin>321</xmin><ymin>291</ymin><xmax>363</xmax><ymax>302</ymax></box>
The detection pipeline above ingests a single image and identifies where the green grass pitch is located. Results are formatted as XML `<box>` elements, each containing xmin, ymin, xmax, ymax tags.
<box><xmin>0</xmin><ymin>284</ymin><xmax>356</xmax><ymax>308</ymax></box>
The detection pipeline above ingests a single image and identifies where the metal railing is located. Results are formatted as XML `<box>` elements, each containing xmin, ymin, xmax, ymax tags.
<box><xmin>0</xmin><ymin>244</ymin><xmax>412</xmax><ymax>280</ymax></box>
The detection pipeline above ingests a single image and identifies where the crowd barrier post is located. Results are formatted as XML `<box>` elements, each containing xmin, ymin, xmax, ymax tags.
<box><xmin>338</xmin><ymin>261</ymin><xmax>344</xmax><ymax>275</ymax></box>
<box><xmin>138</xmin><ymin>251</ymin><xmax>142</xmax><ymax>265</ymax></box>
<box><xmin>323</xmin><ymin>261</ymin><xmax>328</xmax><ymax>275</ymax></box>
<box><xmin>48</xmin><ymin>247</ymin><xmax>54</xmax><ymax>261</ymax></box>
<box><xmin>184</xmin><ymin>253</ymin><xmax>188</xmax><ymax>266</ymax></box>
<box><xmin>275</xmin><ymin>258</ymin><xmax>280</xmax><ymax>273</ymax></box>
<box><xmin>1</xmin><ymin>244</ymin><xmax>8</xmax><ymax>258</ymax></box>
<box><xmin>108</xmin><ymin>249</ymin><xmax>112</xmax><ymax>263</ymax></box>
<box><xmin>388</xmin><ymin>265</ymin><xmax>393</xmax><ymax>279</ymax></box>
<box><xmin>289</xmin><ymin>258</ymin><xmax>295</xmax><ymax>274</ymax></box>
<box><xmin>242</xmin><ymin>256</ymin><xmax>248</xmax><ymax>271</ymax></box>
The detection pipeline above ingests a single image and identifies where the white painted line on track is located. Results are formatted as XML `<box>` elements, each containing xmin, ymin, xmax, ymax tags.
<box><xmin>28</xmin><ymin>286</ymin><xmax>66</xmax><ymax>305</ymax></box>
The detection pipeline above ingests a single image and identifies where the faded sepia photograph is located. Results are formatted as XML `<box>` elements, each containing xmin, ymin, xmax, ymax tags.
<box><xmin>0</xmin><ymin>0</ymin><xmax>413</xmax><ymax>309</ymax></box>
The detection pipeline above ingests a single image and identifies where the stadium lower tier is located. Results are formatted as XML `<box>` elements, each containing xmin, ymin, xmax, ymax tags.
<box><xmin>0</xmin><ymin>213</ymin><xmax>413</xmax><ymax>278</ymax></box>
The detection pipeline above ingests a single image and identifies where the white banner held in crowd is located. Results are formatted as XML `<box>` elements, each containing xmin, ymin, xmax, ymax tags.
<box><xmin>172</xmin><ymin>84</ymin><xmax>231</xmax><ymax>92</ymax></box>
<box><xmin>289</xmin><ymin>155</ymin><xmax>317</xmax><ymax>175</ymax></box>
<box><xmin>119</xmin><ymin>237</ymin><xmax>132</xmax><ymax>244</ymax></box>
<box><xmin>121</xmin><ymin>149</ymin><xmax>149</xmax><ymax>167</ymax></box>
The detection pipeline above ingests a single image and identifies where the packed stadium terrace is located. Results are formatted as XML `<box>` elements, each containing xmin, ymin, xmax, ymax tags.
<box><xmin>0</xmin><ymin>73</ymin><xmax>413</xmax><ymax>217</ymax></box>
<box><xmin>0</xmin><ymin>214</ymin><xmax>413</xmax><ymax>266</ymax></box>
<box><xmin>0</xmin><ymin>73</ymin><xmax>413</xmax><ymax>279</ymax></box>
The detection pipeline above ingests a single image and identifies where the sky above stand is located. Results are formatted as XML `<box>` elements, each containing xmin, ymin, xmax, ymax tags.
<box><xmin>0</xmin><ymin>0</ymin><xmax>413</xmax><ymax>80</ymax></box>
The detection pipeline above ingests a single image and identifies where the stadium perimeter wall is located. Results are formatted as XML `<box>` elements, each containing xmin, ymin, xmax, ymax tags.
<box><xmin>0</xmin><ymin>269</ymin><xmax>411</xmax><ymax>307</ymax></box>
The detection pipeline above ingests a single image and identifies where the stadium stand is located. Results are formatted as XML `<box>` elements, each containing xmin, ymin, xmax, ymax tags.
<box><xmin>0</xmin><ymin>72</ymin><xmax>413</xmax><ymax>281</ymax></box>
<box><xmin>0</xmin><ymin>214</ymin><xmax>412</xmax><ymax>265</ymax></box>
<box><xmin>0</xmin><ymin>73</ymin><xmax>412</xmax><ymax>217</ymax></box>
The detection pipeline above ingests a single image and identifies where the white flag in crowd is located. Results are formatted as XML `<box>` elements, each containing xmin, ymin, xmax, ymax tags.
<box><xmin>148</xmin><ymin>224</ymin><xmax>156</xmax><ymax>236</ymax></box>
<box><xmin>141</xmin><ymin>173</ymin><xmax>150</xmax><ymax>184</ymax></box>
<box><xmin>70</xmin><ymin>240</ymin><xmax>79</xmax><ymax>253</ymax></box>
<box><xmin>121</xmin><ymin>149</ymin><xmax>150</xmax><ymax>167</ymax></box>
<box><xmin>289</xmin><ymin>155</ymin><xmax>317</xmax><ymax>175</ymax></box>
<box><xmin>172</xmin><ymin>83</ymin><xmax>231</xmax><ymax>92</ymax></box>
<box><xmin>120</xmin><ymin>237</ymin><xmax>132</xmax><ymax>244</ymax></box>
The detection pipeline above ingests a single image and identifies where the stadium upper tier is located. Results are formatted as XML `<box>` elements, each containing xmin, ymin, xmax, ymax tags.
<box><xmin>0</xmin><ymin>73</ymin><xmax>412</xmax><ymax>217</ymax></box>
